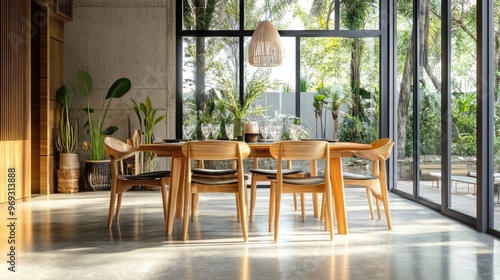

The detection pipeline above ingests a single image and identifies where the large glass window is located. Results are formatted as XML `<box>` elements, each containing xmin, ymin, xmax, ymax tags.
<box><xmin>178</xmin><ymin>0</ymin><xmax>500</xmax><ymax>237</ymax></box>
<box><xmin>179</xmin><ymin>0</ymin><xmax>383</xmax><ymax>143</ymax></box>
<box><xmin>183</xmin><ymin>1</ymin><xmax>240</xmax><ymax>30</ymax></box>
<box><xmin>339</xmin><ymin>0</ymin><xmax>379</xmax><ymax>30</ymax></box>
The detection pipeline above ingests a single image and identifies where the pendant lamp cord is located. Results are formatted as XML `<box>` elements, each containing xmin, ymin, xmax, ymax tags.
<box><xmin>266</xmin><ymin>0</ymin><xmax>272</xmax><ymax>21</ymax></box>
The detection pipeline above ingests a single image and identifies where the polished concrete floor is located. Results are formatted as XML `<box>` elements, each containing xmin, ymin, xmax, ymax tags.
<box><xmin>1</xmin><ymin>187</ymin><xmax>499</xmax><ymax>280</ymax></box>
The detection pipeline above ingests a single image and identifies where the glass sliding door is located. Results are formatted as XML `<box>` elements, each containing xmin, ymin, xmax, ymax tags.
<box><xmin>395</xmin><ymin>0</ymin><xmax>443</xmax><ymax>204</ymax></box>
<box><xmin>449</xmin><ymin>0</ymin><xmax>477</xmax><ymax>216</ymax></box>
<box><xmin>395</xmin><ymin>0</ymin><xmax>415</xmax><ymax>195</ymax></box>
<box><xmin>493</xmin><ymin>0</ymin><xmax>500</xmax><ymax>231</ymax></box>
<box><xmin>417</xmin><ymin>0</ymin><xmax>443</xmax><ymax>203</ymax></box>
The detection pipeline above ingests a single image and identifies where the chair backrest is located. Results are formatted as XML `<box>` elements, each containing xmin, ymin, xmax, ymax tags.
<box><xmin>353</xmin><ymin>138</ymin><xmax>393</xmax><ymax>161</ymax></box>
<box><xmin>182</xmin><ymin>140</ymin><xmax>250</xmax><ymax>161</ymax></box>
<box><xmin>270</xmin><ymin>141</ymin><xmax>329</xmax><ymax>161</ymax></box>
<box><xmin>351</xmin><ymin>138</ymin><xmax>394</xmax><ymax>177</ymax></box>
<box><xmin>104</xmin><ymin>136</ymin><xmax>139</xmax><ymax>161</ymax></box>
<box><xmin>182</xmin><ymin>140</ymin><xmax>250</xmax><ymax>184</ymax></box>
<box><xmin>270</xmin><ymin>141</ymin><xmax>330</xmax><ymax>179</ymax></box>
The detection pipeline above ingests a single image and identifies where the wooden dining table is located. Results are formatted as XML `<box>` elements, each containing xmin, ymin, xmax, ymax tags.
<box><xmin>139</xmin><ymin>140</ymin><xmax>372</xmax><ymax>236</ymax></box>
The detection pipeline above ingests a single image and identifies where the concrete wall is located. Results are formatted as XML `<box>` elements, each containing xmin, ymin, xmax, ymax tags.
<box><xmin>64</xmin><ymin>0</ymin><xmax>176</xmax><ymax>167</ymax></box>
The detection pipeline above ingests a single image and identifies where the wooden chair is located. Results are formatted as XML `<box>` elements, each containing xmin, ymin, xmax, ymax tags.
<box><xmin>104</xmin><ymin>137</ymin><xmax>170</xmax><ymax>228</ymax></box>
<box><xmin>181</xmin><ymin>140</ymin><xmax>250</xmax><ymax>241</ymax></box>
<box><xmin>343</xmin><ymin>138</ymin><xmax>394</xmax><ymax>229</ymax></box>
<box><xmin>249</xmin><ymin>158</ymin><xmax>303</xmax><ymax>222</ymax></box>
<box><xmin>268</xmin><ymin>141</ymin><xmax>334</xmax><ymax>242</ymax></box>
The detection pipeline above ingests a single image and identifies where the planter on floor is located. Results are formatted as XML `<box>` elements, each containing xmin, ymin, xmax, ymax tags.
<box><xmin>82</xmin><ymin>159</ymin><xmax>111</xmax><ymax>191</ymax></box>
<box><xmin>57</xmin><ymin>153</ymin><xmax>80</xmax><ymax>193</ymax></box>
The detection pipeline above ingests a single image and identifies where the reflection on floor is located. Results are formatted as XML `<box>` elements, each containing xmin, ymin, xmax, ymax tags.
<box><xmin>0</xmin><ymin>187</ymin><xmax>499</xmax><ymax>279</ymax></box>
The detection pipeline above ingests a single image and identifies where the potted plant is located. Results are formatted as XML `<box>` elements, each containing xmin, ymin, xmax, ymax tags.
<box><xmin>217</xmin><ymin>85</ymin><xmax>268</xmax><ymax>141</ymax></box>
<box><xmin>132</xmin><ymin>96</ymin><xmax>166</xmax><ymax>172</ymax></box>
<box><xmin>55</xmin><ymin>85</ymin><xmax>80</xmax><ymax>193</ymax></box>
<box><xmin>75</xmin><ymin>69</ymin><xmax>132</xmax><ymax>191</ymax></box>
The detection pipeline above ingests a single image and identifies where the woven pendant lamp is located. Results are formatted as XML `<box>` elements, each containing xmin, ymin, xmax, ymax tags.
<box><xmin>248</xmin><ymin>20</ymin><xmax>283</xmax><ymax>67</ymax></box>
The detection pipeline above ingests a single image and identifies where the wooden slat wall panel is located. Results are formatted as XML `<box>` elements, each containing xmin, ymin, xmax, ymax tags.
<box><xmin>50</xmin><ymin>18</ymin><xmax>64</xmax><ymax>43</ymax></box>
<box><xmin>40</xmin><ymin>78</ymin><xmax>50</xmax><ymax>154</ymax></box>
<box><xmin>40</xmin><ymin>155</ymin><xmax>55</xmax><ymax>195</ymax></box>
<box><xmin>0</xmin><ymin>0</ymin><xmax>31</xmax><ymax>204</ymax></box>
<box><xmin>55</xmin><ymin>0</ymin><xmax>72</xmax><ymax>21</ymax></box>
<box><xmin>0</xmin><ymin>0</ymin><xmax>27</xmax><ymax>141</ymax></box>
<box><xmin>0</xmin><ymin>141</ymin><xmax>27</xmax><ymax>202</ymax></box>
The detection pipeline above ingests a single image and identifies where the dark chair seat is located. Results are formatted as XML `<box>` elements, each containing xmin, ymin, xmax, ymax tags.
<box><xmin>192</xmin><ymin>168</ymin><xmax>238</xmax><ymax>176</ymax></box>
<box><xmin>269</xmin><ymin>176</ymin><xmax>325</xmax><ymax>185</ymax></box>
<box><xmin>249</xmin><ymin>168</ymin><xmax>302</xmax><ymax>176</ymax></box>
<box><xmin>122</xmin><ymin>170</ymin><xmax>171</xmax><ymax>180</ymax></box>
<box><xmin>343</xmin><ymin>172</ymin><xmax>377</xmax><ymax>180</ymax></box>
<box><xmin>192</xmin><ymin>174</ymin><xmax>249</xmax><ymax>185</ymax></box>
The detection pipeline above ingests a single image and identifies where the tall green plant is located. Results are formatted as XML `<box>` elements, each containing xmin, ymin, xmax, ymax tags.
<box><xmin>75</xmin><ymin>70</ymin><xmax>132</xmax><ymax>160</ymax></box>
<box><xmin>132</xmin><ymin>96</ymin><xmax>166</xmax><ymax>144</ymax></box>
<box><xmin>55</xmin><ymin>85</ymin><xmax>78</xmax><ymax>153</ymax></box>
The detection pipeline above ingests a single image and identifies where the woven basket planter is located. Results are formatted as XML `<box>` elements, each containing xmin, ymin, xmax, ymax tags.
<box><xmin>57</xmin><ymin>153</ymin><xmax>80</xmax><ymax>193</ymax></box>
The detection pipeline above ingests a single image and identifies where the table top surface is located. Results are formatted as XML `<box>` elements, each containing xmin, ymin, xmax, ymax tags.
<box><xmin>139</xmin><ymin>140</ymin><xmax>373</xmax><ymax>158</ymax></box>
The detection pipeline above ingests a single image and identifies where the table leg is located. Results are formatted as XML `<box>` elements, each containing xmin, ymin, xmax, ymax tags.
<box><xmin>310</xmin><ymin>159</ymin><xmax>319</xmax><ymax>218</ymax></box>
<box><xmin>176</xmin><ymin>159</ymin><xmax>186</xmax><ymax>218</ymax></box>
<box><xmin>166</xmin><ymin>157</ymin><xmax>184</xmax><ymax>235</ymax></box>
<box><xmin>330</xmin><ymin>156</ymin><xmax>348</xmax><ymax>234</ymax></box>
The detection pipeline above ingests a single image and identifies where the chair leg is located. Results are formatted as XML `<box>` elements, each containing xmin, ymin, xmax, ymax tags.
<box><xmin>250</xmin><ymin>176</ymin><xmax>258</xmax><ymax>222</ymax></box>
<box><xmin>376</xmin><ymin>198</ymin><xmax>382</xmax><ymax>220</ymax></box>
<box><xmin>325</xmin><ymin>190</ymin><xmax>334</xmax><ymax>240</ymax></box>
<box><xmin>300</xmin><ymin>193</ymin><xmax>306</xmax><ymax>222</ymax></box>
<box><xmin>115</xmin><ymin>192</ymin><xmax>124</xmax><ymax>222</ymax></box>
<box><xmin>380</xmin><ymin>188</ymin><xmax>392</xmax><ymax>230</ymax></box>
<box><xmin>293</xmin><ymin>193</ymin><xmax>298</xmax><ymax>211</ymax></box>
<box><xmin>192</xmin><ymin>193</ymin><xmax>199</xmax><ymax>215</ymax></box>
<box><xmin>235</xmin><ymin>193</ymin><xmax>241</xmax><ymax>222</ymax></box>
<box><xmin>107</xmin><ymin>185</ymin><xmax>117</xmax><ymax>228</ymax></box>
<box><xmin>320</xmin><ymin>192</ymin><xmax>325</xmax><ymax>221</ymax></box>
<box><xmin>269</xmin><ymin>182</ymin><xmax>275</xmax><ymax>232</ymax></box>
<box><xmin>191</xmin><ymin>192</ymin><xmax>197</xmax><ymax>222</ymax></box>
<box><xmin>312</xmin><ymin>193</ymin><xmax>319</xmax><ymax>218</ymax></box>
<box><xmin>365</xmin><ymin>188</ymin><xmax>375</xmax><ymax>219</ymax></box>
<box><xmin>383</xmin><ymin>197</ymin><xmax>392</xmax><ymax>229</ymax></box>
<box><xmin>274</xmin><ymin>186</ymin><xmax>282</xmax><ymax>242</ymax></box>
<box><xmin>238</xmin><ymin>186</ymin><xmax>248</xmax><ymax>241</ymax></box>
<box><xmin>161</xmin><ymin>180</ymin><xmax>168</xmax><ymax>222</ymax></box>
<box><xmin>182</xmin><ymin>183</ymin><xmax>191</xmax><ymax>241</ymax></box>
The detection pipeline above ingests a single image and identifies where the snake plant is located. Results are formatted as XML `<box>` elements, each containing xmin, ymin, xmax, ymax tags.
<box><xmin>55</xmin><ymin>85</ymin><xmax>79</xmax><ymax>153</ymax></box>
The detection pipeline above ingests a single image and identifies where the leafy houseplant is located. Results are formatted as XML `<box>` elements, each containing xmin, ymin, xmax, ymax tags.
<box><xmin>217</xmin><ymin>84</ymin><xmax>268</xmax><ymax>140</ymax></box>
<box><xmin>75</xmin><ymin>69</ymin><xmax>132</xmax><ymax>160</ymax></box>
<box><xmin>55</xmin><ymin>84</ymin><xmax>80</xmax><ymax>193</ymax></box>
<box><xmin>132</xmin><ymin>96</ymin><xmax>166</xmax><ymax>172</ymax></box>
<box><xmin>132</xmin><ymin>96</ymin><xmax>166</xmax><ymax>144</ymax></box>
